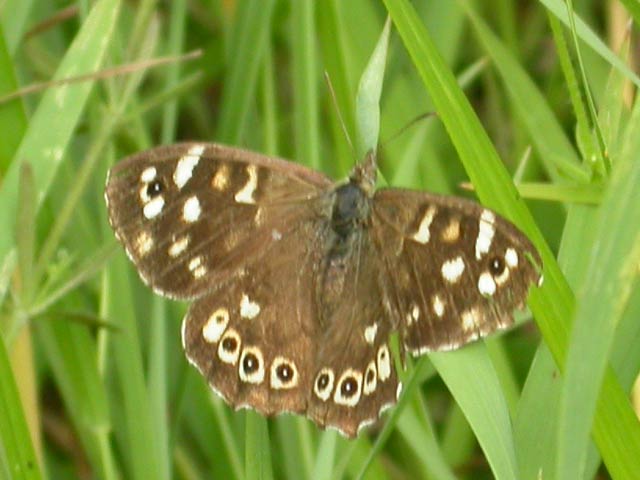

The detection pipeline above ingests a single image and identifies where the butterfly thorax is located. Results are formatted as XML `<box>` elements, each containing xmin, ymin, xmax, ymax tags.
<box><xmin>316</xmin><ymin>180</ymin><xmax>373</xmax><ymax>325</ymax></box>
<box><xmin>330</xmin><ymin>181</ymin><xmax>371</xmax><ymax>241</ymax></box>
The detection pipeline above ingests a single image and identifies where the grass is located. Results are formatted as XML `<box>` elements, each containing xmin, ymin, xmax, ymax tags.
<box><xmin>1</xmin><ymin>1</ymin><xmax>639</xmax><ymax>479</ymax></box>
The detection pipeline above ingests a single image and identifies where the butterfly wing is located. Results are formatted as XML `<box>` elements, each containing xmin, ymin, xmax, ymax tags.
<box><xmin>372</xmin><ymin>189</ymin><xmax>542</xmax><ymax>354</ymax></box>
<box><xmin>105</xmin><ymin>143</ymin><xmax>332</xmax><ymax>299</ymax></box>
<box><xmin>181</xmin><ymin>212</ymin><xmax>328</xmax><ymax>416</ymax></box>
<box><xmin>306</xmin><ymin>233</ymin><xmax>400</xmax><ymax>437</ymax></box>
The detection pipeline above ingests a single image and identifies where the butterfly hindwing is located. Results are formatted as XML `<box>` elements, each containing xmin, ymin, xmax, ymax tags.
<box><xmin>371</xmin><ymin>189</ymin><xmax>542</xmax><ymax>354</ymax></box>
<box><xmin>181</xmin><ymin>218</ymin><xmax>326</xmax><ymax>416</ymax></box>
<box><xmin>307</xmin><ymin>233</ymin><xmax>400</xmax><ymax>437</ymax></box>
<box><xmin>105</xmin><ymin>143</ymin><xmax>332</xmax><ymax>299</ymax></box>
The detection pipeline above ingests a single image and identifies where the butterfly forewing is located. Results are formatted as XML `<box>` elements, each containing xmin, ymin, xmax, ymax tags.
<box><xmin>105</xmin><ymin>142</ymin><xmax>542</xmax><ymax>438</ymax></box>
<box><xmin>105</xmin><ymin>144</ymin><xmax>331</xmax><ymax>299</ymax></box>
<box><xmin>371</xmin><ymin>189</ymin><xmax>542</xmax><ymax>354</ymax></box>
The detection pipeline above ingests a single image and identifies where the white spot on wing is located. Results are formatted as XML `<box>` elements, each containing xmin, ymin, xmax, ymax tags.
<box><xmin>364</xmin><ymin>323</ymin><xmax>378</xmax><ymax>344</ymax></box>
<box><xmin>202</xmin><ymin>308</ymin><xmax>229</xmax><ymax>343</ymax></box>
<box><xmin>377</xmin><ymin>345</ymin><xmax>391</xmax><ymax>381</ymax></box>
<box><xmin>135</xmin><ymin>231</ymin><xmax>153</xmax><ymax>256</ymax></box>
<box><xmin>432</xmin><ymin>294</ymin><xmax>445</xmax><ymax>317</ymax></box>
<box><xmin>143</xmin><ymin>196</ymin><xmax>164</xmax><ymax>219</ymax></box>
<box><xmin>235</xmin><ymin>165</ymin><xmax>258</xmax><ymax>204</ymax></box>
<box><xmin>240</xmin><ymin>294</ymin><xmax>261</xmax><ymax>319</ymax></box>
<box><xmin>411</xmin><ymin>304</ymin><xmax>420</xmax><ymax>322</ymax></box>
<box><xmin>478</xmin><ymin>272</ymin><xmax>497</xmax><ymax>296</ymax></box>
<box><xmin>495</xmin><ymin>266</ymin><xmax>511</xmax><ymax>286</ymax></box>
<box><xmin>173</xmin><ymin>145</ymin><xmax>204</xmax><ymax>188</ymax></box>
<box><xmin>188</xmin><ymin>256</ymin><xmax>207</xmax><ymax>278</ymax></box>
<box><xmin>475</xmin><ymin>209</ymin><xmax>496</xmax><ymax>259</ymax></box>
<box><xmin>363</xmin><ymin>361</ymin><xmax>377</xmax><ymax>395</ymax></box>
<box><xmin>140</xmin><ymin>167</ymin><xmax>157</xmax><ymax>183</ymax></box>
<box><xmin>462</xmin><ymin>308</ymin><xmax>480</xmax><ymax>332</ymax></box>
<box><xmin>168</xmin><ymin>235</ymin><xmax>189</xmax><ymax>257</ymax></box>
<box><xmin>505</xmin><ymin>248</ymin><xmax>518</xmax><ymax>268</ymax></box>
<box><xmin>441</xmin><ymin>256</ymin><xmax>465</xmax><ymax>283</ymax></box>
<box><xmin>411</xmin><ymin>206</ymin><xmax>437</xmax><ymax>244</ymax></box>
<box><xmin>442</xmin><ymin>218</ymin><xmax>461</xmax><ymax>242</ymax></box>
<box><xmin>212</xmin><ymin>164</ymin><xmax>229</xmax><ymax>191</ymax></box>
<box><xmin>183</xmin><ymin>196</ymin><xmax>201</xmax><ymax>222</ymax></box>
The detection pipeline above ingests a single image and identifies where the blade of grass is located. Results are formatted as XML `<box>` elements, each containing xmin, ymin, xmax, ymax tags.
<box><xmin>317</xmin><ymin>0</ymin><xmax>357</xmax><ymax>176</ymax></box>
<box><xmin>292</xmin><ymin>0</ymin><xmax>320</xmax><ymax>170</ymax></box>
<box><xmin>245</xmin><ymin>411</ymin><xmax>273</xmax><ymax>480</ymax></box>
<box><xmin>563</xmin><ymin>0</ymin><xmax>608</xmax><ymax>174</ymax></box>
<box><xmin>0</xmin><ymin>0</ymin><xmax>34</xmax><ymax>55</ymax></box>
<box><xmin>0</xmin><ymin>335</ymin><xmax>41</xmax><ymax>480</ymax></box>
<box><xmin>0</xmin><ymin>27</ymin><xmax>27</xmax><ymax>172</ymax></box>
<box><xmin>216</xmin><ymin>0</ymin><xmax>276</xmax><ymax>144</ymax></box>
<box><xmin>148</xmin><ymin>297</ymin><xmax>171</xmax><ymax>480</ymax></box>
<box><xmin>355</xmin><ymin>17</ymin><xmax>390</xmax><ymax>158</ymax></box>
<box><xmin>0</xmin><ymin>0</ymin><xmax>121</xmax><ymax>270</ymax></box>
<box><xmin>461</xmin><ymin>2</ymin><xmax>585</xmax><ymax>183</ymax></box>
<box><xmin>36</xmin><ymin>315</ymin><xmax>114</xmax><ymax>479</ymax></box>
<box><xmin>311</xmin><ymin>432</ymin><xmax>338</xmax><ymax>480</ymax></box>
<box><xmin>103</xmin><ymin>255</ymin><xmax>164</xmax><ymax>480</ymax></box>
<box><xmin>540</xmin><ymin>0</ymin><xmax>640</xmax><ymax>89</ymax></box>
<box><xmin>556</xmin><ymin>82</ymin><xmax>640</xmax><ymax>480</ymax></box>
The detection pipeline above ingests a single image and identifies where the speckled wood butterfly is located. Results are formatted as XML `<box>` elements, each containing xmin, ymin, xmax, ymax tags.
<box><xmin>105</xmin><ymin>143</ymin><xmax>542</xmax><ymax>437</ymax></box>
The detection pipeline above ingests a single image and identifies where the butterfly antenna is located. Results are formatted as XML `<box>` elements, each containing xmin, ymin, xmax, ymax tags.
<box><xmin>381</xmin><ymin>111</ymin><xmax>438</xmax><ymax>149</ymax></box>
<box><xmin>324</xmin><ymin>71</ymin><xmax>355</xmax><ymax>156</ymax></box>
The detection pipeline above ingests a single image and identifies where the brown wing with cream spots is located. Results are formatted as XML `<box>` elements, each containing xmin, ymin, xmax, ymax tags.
<box><xmin>105</xmin><ymin>143</ymin><xmax>332</xmax><ymax>300</ymax></box>
<box><xmin>181</xmin><ymin>214</ymin><xmax>327</xmax><ymax>416</ymax></box>
<box><xmin>306</xmin><ymin>233</ymin><xmax>400</xmax><ymax>438</ymax></box>
<box><xmin>372</xmin><ymin>189</ymin><xmax>542</xmax><ymax>354</ymax></box>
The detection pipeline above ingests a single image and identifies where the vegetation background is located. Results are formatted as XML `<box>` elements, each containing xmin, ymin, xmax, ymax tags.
<box><xmin>1</xmin><ymin>0</ymin><xmax>639</xmax><ymax>479</ymax></box>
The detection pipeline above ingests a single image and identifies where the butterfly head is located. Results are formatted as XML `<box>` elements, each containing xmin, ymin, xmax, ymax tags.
<box><xmin>349</xmin><ymin>150</ymin><xmax>377</xmax><ymax>194</ymax></box>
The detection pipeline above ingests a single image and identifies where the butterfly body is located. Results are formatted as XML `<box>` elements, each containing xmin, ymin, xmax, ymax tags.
<box><xmin>105</xmin><ymin>143</ymin><xmax>542</xmax><ymax>437</ymax></box>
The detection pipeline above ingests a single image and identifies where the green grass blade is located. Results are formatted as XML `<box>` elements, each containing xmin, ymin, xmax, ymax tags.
<box><xmin>355</xmin><ymin>17</ymin><xmax>390</xmax><ymax>158</ymax></box>
<box><xmin>36</xmin><ymin>316</ymin><xmax>114</xmax><ymax>479</ymax></box>
<box><xmin>0</xmin><ymin>0</ymin><xmax>121</xmax><ymax>268</ymax></box>
<box><xmin>245</xmin><ymin>411</ymin><xmax>273</xmax><ymax>480</ymax></box>
<box><xmin>104</xmin><ymin>255</ymin><xmax>165</xmax><ymax>480</ymax></box>
<box><xmin>217</xmin><ymin>0</ymin><xmax>276</xmax><ymax>144</ymax></box>
<box><xmin>540</xmin><ymin>0</ymin><xmax>640</xmax><ymax>88</ymax></box>
<box><xmin>431</xmin><ymin>348</ymin><xmax>518</xmax><ymax>479</ymax></box>
<box><xmin>292</xmin><ymin>0</ymin><xmax>320</xmax><ymax>170</ymax></box>
<box><xmin>556</xmin><ymin>88</ymin><xmax>640</xmax><ymax>480</ymax></box>
<box><xmin>0</xmin><ymin>336</ymin><xmax>42</xmax><ymax>480</ymax></box>
<box><xmin>0</xmin><ymin>27</ymin><xmax>27</xmax><ymax>172</ymax></box>
<box><xmin>311</xmin><ymin>432</ymin><xmax>337</xmax><ymax>480</ymax></box>
<box><xmin>461</xmin><ymin>3</ymin><xmax>584</xmax><ymax>183</ymax></box>
<box><xmin>0</xmin><ymin>0</ymin><xmax>34</xmax><ymax>55</ymax></box>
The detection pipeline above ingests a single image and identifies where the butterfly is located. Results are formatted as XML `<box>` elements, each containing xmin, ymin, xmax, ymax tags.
<box><xmin>105</xmin><ymin>143</ymin><xmax>542</xmax><ymax>437</ymax></box>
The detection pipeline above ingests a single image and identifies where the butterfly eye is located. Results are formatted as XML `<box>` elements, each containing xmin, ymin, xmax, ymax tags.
<box><xmin>146</xmin><ymin>179</ymin><xmax>164</xmax><ymax>198</ymax></box>
<box><xmin>488</xmin><ymin>256</ymin><xmax>506</xmax><ymax>276</ymax></box>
